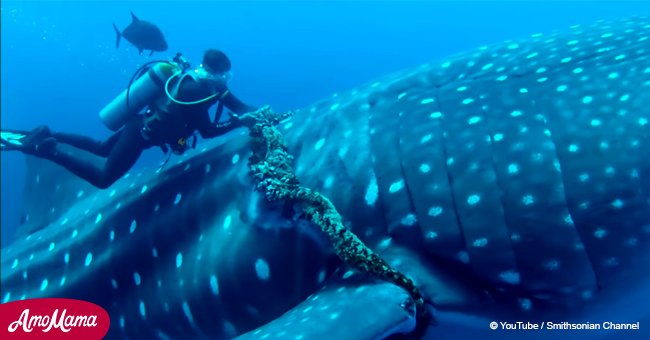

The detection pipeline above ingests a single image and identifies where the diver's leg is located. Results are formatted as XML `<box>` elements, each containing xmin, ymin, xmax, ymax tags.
<box><xmin>14</xmin><ymin>125</ymin><xmax>123</xmax><ymax>158</ymax></box>
<box><xmin>40</xmin><ymin>123</ymin><xmax>145</xmax><ymax>189</ymax></box>
<box><xmin>53</xmin><ymin>130</ymin><xmax>123</xmax><ymax>157</ymax></box>
<box><xmin>97</xmin><ymin>125</ymin><xmax>145</xmax><ymax>187</ymax></box>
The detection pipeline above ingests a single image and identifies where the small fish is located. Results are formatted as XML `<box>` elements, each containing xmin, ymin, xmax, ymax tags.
<box><xmin>113</xmin><ymin>11</ymin><xmax>167</xmax><ymax>56</ymax></box>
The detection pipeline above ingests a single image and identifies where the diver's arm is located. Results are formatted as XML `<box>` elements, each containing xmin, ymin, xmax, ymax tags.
<box><xmin>196</xmin><ymin>110</ymin><xmax>242</xmax><ymax>138</ymax></box>
<box><xmin>221</xmin><ymin>89</ymin><xmax>257</xmax><ymax>114</ymax></box>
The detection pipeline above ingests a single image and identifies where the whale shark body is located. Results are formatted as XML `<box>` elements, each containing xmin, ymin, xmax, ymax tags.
<box><xmin>2</xmin><ymin>16</ymin><xmax>650</xmax><ymax>339</ymax></box>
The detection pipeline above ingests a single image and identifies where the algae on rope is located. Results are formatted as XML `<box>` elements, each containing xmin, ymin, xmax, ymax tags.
<box><xmin>243</xmin><ymin>106</ymin><xmax>434</xmax><ymax>330</ymax></box>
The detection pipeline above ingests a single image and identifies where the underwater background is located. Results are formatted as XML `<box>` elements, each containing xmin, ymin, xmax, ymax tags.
<box><xmin>2</xmin><ymin>1</ymin><xmax>650</xmax><ymax>339</ymax></box>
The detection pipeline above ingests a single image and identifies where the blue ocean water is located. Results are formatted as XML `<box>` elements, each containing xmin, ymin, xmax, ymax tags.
<box><xmin>1</xmin><ymin>1</ymin><xmax>650</xmax><ymax>339</ymax></box>
<box><xmin>1</xmin><ymin>0</ymin><xmax>649</xmax><ymax>244</ymax></box>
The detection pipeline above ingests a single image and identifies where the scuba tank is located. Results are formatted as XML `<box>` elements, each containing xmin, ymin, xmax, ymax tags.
<box><xmin>99</xmin><ymin>53</ymin><xmax>191</xmax><ymax>131</ymax></box>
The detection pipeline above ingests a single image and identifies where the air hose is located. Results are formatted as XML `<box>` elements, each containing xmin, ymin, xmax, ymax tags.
<box><xmin>164</xmin><ymin>72</ymin><xmax>218</xmax><ymax>105</ymax></box>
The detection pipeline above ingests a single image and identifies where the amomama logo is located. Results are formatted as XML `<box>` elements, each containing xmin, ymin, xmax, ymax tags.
<box><xmin>0</xmin><ymin>298</ymin><xmax>110</xmax><ymax>339</ymax></box>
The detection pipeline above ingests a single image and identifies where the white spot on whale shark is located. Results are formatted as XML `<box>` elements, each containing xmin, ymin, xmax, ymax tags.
<box><xmin>84</xmin><ymin>253</ymin><xmax>93</xmax><ymax>267</ymax></box>
<box><xmin>130</xmin><ymin>220</ymin><xmax>137</xmax><ymax>233</ymax></box>
<box><xmin>522</xmin><ymin>195</ymin><xmax>535</xmax><ymax>206</ymax></box>
<box><xmin>428</xmin><ymin>206</ymin><xmax>443</xmax><ymax>217</ymax></box>
<box><xmin>314</xmin><ymin>138</ymin><xmax>325</xmax><ymax>151</ymax></box>
<box><xmin>499</xmin><ymin>271</ymin><xmax>520</xmax><ymax>284</ymax></box>
<box><xmin>255</xmin><ymin>259</ymin><xmax>270</xmax><ymax>280</ymax></box>
<box><xmin>342</xmin><ymin>271</ymin><xmax>355</xmax><ymax>279</ymax></box>
<box><xmin>545</xmin><ymin>260</ymin><xmax>560</xmax><ymax>271</ymax></box>
<box><xmin>139</xmin><ymin>301</ymin><xmax>146</xmax><ymax>318</ymax></box>
<box><xmin>467</xmin><ymin>194</ymin><xmax>481</xmax><ymax>205</ymax></box>
<box><xmin>224</xmin><ymin>215</ymin><xmax>232</xmax><ymax>230</ymax></box>
<box><xmin>457</xmin><ymin>251</ymin><xmax>470</xmax><ymax>264</ymax></box>
<box><xmin>462</xmin><ymin>98</ymin><xmax>475</xmax><ymax>105</ymax></box>
<box><xmin>210</xmin><ymin>275</ymin><xmax>220</xmax><ymax>295</ymax></box>
<box><xmin>323</xmin><ymin>175</ymin><xmax>334</xmax><ymax>188</ymax></box>
<box><xmin>473</xmin><ymin>238</ymin><xmax>488</xmax><ymax>247</ymax></box>
<box><xmin>176</xmin><ymin>253</ymin><xmax>183</xmax><ymax>268</ymax></box>
<box><xmin>389</xmin><ymin>180</ymin><xmax>404</xmax><ymax>193</ymax></box>
<box><xmin>401</xmin><ymin>214</ymin><xmax>417</xmax><ymax>226</ymax></box>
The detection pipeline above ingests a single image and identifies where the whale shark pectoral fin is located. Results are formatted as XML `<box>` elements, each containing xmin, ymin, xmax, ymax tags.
<box><xmin>377</xmin><ymin>243</ymin><xmax>485</xmax><ymax>312</ymax></box>
<box><xmin>234</xmin><ymin>281</ymin><xmax>417</xmax><ymax>340</ymax></box>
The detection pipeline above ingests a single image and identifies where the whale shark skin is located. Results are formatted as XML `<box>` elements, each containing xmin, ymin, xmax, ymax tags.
<box><xmin>2</xmin><ymin>15</ymin><xmax>650</xmax><ymax>339</ymax></box>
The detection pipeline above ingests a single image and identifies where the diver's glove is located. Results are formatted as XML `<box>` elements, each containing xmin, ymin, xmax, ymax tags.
<box><xmin>230</xmin><ymin>112</ymin><xmax>258</xmax><ymax>128</ymax></box>
<box><xmin>232</xmin><ymin>106</ymin><xmax>292</xmax><ymax>128</ymax></box>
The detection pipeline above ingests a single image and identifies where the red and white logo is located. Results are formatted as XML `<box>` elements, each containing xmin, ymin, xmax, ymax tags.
<box><xmin>0</xmin><ymin>298</ymin><xmax>110</xmax><ymax>339</ymax></box>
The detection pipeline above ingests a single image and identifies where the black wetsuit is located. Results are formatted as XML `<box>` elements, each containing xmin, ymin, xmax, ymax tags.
<box><xmin>39</xmin><ymin>76</ymin><xmax>256</xmax><ymax>189</ymax></box>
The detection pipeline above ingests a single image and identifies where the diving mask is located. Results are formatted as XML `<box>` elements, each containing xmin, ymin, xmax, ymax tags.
<box><xmin>194</xmin><ymin>64</ymin><xmax>233</xmax><ymax>84</ymax></box>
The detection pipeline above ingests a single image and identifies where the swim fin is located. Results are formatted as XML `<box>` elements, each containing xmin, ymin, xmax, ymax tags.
<box><xmin>1</xmin><ymin>127</ymin><xmax>56</xmax><ymax>156</ymax></box>
<box><xmin>1</xmin><ymin>129</ymin><xmax>31</xmax><ymax>151</ymax></box>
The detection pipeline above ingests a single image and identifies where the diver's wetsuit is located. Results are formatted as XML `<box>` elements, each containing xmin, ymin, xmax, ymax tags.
<box><xmin>35</xmin><ymin>76</ymin><xmax>256</xmax><ymax>189</ymax></box>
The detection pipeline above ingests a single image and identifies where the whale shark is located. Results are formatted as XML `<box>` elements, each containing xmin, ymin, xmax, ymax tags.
<box><xmin>2</xmin><ymin>15</ymin><xmax>650</xmax><ymax>339</ymax></box>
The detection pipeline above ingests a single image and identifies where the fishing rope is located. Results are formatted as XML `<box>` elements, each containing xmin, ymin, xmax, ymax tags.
<box><xmin>243</xmin><ymin>106</ymin><xmax>434</xmax><ymax>331</ymax></box>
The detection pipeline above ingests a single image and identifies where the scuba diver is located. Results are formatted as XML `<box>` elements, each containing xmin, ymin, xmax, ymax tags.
<box><xmin>2</xmin><ymin>49</ymin><xmax>257</xmax><ymax>189</ymax></box>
